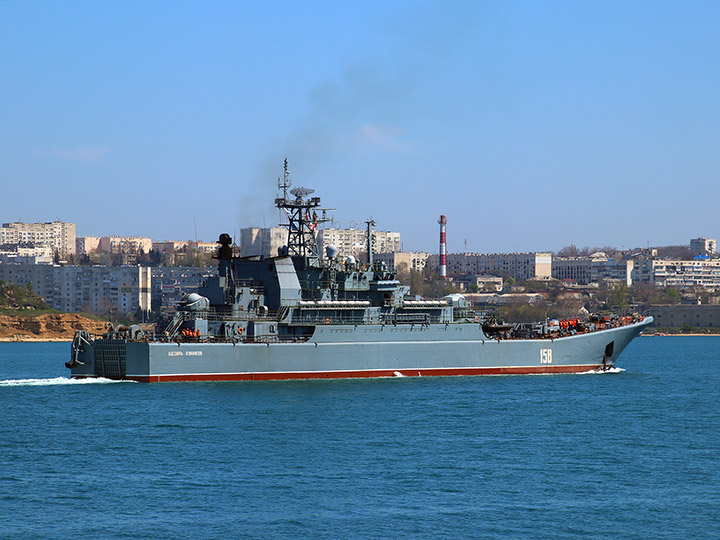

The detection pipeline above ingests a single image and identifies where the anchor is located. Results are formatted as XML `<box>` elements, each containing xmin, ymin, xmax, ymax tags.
<box><xmin>601</xmin><ymin>341</ymin><xmax>615</xmax><ymax>371</ymax></box>
<box><xmin>65</xmin><ymin>331</ymin><xmax>88</xmax><ymax>369</ymax></box>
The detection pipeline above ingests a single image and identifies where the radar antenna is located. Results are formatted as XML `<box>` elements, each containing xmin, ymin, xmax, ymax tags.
<box><xmin>275</xmin><ymin>160</ymin><xmax>329</xmax><ymax>264</ymax></box>
<box><xmin>277</xmin><ymin>158</ymin><xmax>291</xmax><ymax>201</ymax></box>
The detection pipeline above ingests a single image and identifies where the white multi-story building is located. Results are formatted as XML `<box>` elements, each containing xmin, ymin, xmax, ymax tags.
<box><xmin>632</xmin><ymin>258</ymin><xmax>720</xmax><ymax>290</ymax></box>
<box><xmin>690</xmin><ymin>237</ymin><xmax>717</xmax><ymax>256</ymax></box>
<box><xmin>196</xmin><ymin>241</ymin><xmax>218</xmax><ymax>254</ymax></box>
<box><xmin>77</xmin><ymin>236</ymin><xmax>153</xmax><ymax>255</ymax></box>
<box><xmin>553</xmin><ymin>253</ymin><xmax>634</xmax><ymax>286</ymax></box>
<box><xmin>316</xmin><ymin>228</ymin><xmax>401</xmax><ymax>261</ymax></box>
<box><xmin>434</xmin><ymin>252</ymin><xmax>552</xmax><ymax>282</ymax></box>
<box><xmin>0</xmin><ymin>264</ymin><xmax>151</xmax><ymax>316</ymax></box>
<box><xmin>150</xmin><ymin>266</ymin><xmax>218</xmax><ymax>312</ymax></box>
<box><xmin>236</xmin><ymin>226</ymin><xmax>401</xmax><ymax>261</ymax></box>
<box><xmin>98</xmin><ymin>236</ymin><xmax>153</xmax><ymax>254</ymax></box>
<box><xmin>76</xmin><ymin>236</ymin><xmax>101</xmax><ymax>255</ymax></box>
<box><xmin>0</xmin><ymin>244</ymin><xmax>54</xmax><ymax>264</ymax></box>
<box><xmin>240</xmin><ymin>227</ymin><xmax>287</xmax><ymax>258</ymax></box>
<box><xmin>0</xmin><ymin>221</ymin><xmax>76</xmax><ymax>256</ymax></box>
<box><xmin>374</xmin><ymin>251</ymin><xmax>430</xmax><ymax>273</ymax></box>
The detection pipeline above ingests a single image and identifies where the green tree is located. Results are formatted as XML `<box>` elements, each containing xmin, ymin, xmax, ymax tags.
<box><xmin>394</xmin><ymin>262</ymin><xmax>410</xmax><ymax>285</ymax></box>
<box><xmin>607</xmin><ymin>282</ymin><xmax>629</xmax><ymax>309</ymax></box>
<box><xmin>522</xmin><ymin>280</ymin><xmax>547</xmax><ymax>292</ymax></box>
<box><xmin>409</xmin><ymin>271</ymin><xmax>424</xmax><ymax>296</ymax></box>
<box><xmin>662</xmin><ymin>288</ymin><xmax>681</xmax><ymax>304</ymax></box>
<box><xmin>629</xmin><ymin>283</ymin><xmax>659</xmax><ymax>304</ymax></box>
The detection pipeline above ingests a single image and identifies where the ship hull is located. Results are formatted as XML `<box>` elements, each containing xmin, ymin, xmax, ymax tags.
<box><xmin>70</xmin><ymin>318</ymin><xmax>652</xmax><ymax>382</ymax></box>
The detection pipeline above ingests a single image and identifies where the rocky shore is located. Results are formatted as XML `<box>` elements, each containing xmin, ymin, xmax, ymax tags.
<box><xmin>0</xmin><ymin>314</ymin><xmax>110</xmax><ymax>342</ymax></box>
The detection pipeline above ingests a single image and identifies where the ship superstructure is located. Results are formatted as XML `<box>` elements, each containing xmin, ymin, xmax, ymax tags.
<box><xmin>67</xmin><ymin>162</ymin><xmax>652</xmax><ymax>382</ymax></box>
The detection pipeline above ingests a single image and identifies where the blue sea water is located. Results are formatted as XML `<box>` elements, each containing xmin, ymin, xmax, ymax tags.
<box><xmin>1</xmin><ymin>338</ymin><xmax>719</xmax><ymax>540</ymax></box>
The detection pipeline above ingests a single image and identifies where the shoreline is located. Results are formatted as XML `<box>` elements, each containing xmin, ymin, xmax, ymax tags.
<box><xmin>0</xmin><ymin>338</ymin><xmax>73</xmax><ymax>342</ymax></box>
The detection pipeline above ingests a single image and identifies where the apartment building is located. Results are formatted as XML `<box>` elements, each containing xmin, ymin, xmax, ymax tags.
<box><xmin>240</xmin><ymin>227</ymin><xmax>287</xmax><ymax>258</ymax></box>
<box><xmin>99</xmin><ymin>236</ymin><xmax>152</xmax><ymax>254</ymax></box>
<box><xmin>690</xmin><ymin>237</ymin><xmax>717</xmax><ymax>256</ymax></box>
<box><xmin>0</xmin><ymin>264</ymin><xmax>151</xmax><ymax>316</ymax></box>
<box><xmin>0</xmin><ymin>221</ymin><xmax>76</xmax><ymax>256</ymax></box>
<box><xmin>75</xmin><ymin>236</ymin><xmax>101</xmax><ymax>255</ymax></box>
<box><xmin>76</xmin><ymin>236</ymin><xmax>153</xmax><ymax>255</ymax></box>
<box><xmin>0</xmin><ymin>244</ymin><xmax>54</xmax><ymax>264</ymax></box>
<box><xmin>374</xmin><ymin>251</ymin><xmax>430</xmax><ymax>273</ymax></box>
<box><xmin>316</xmin><ymin>228</ymin><xmax>401</xmax><ymax>261</ymax></box>
<box><xmin>433</xmin><ymin>252</ymin><xmax>552</xmax><ymax>282</ymax></box>
<box><xmin>197</xmin><ymin>241</ymin><xmax>218</xmax><ymax>254</ymax></box>
<box><xmin>153</xmin><ymin>241</ymin><xmax>189</xmax><ymax>254</ymax></box>
<box><xmin>632</xmin><ymin>259</ymin><xmax>720</xmax><ymax>290</ymax></box>
<box><xmin>552</xmin><ymin>254</ymin><xmax>634</xmax><ymax>286</ymax></box>
<box><xmin>150</xmin><ymin>266</ymin><xmax>218</xmax><ymax>312</ymax></box>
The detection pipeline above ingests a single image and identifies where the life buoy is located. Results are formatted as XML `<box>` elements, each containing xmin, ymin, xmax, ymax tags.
<box><xmin>474</xmin><ymin>317</ymin><xmax>479</xmax><ymax>323</ymax></box>
<box><xmin>237</xmin><ymin>327</ymin><xmax>244</xmax><ymax>335</ymax></box>
<box><xmin>324</xmin><ymin>318</ymin><xmax>331</xmax><ymax>324</ymax></box>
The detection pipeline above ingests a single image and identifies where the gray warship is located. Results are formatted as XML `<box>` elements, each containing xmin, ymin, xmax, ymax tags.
<box><xmin>67</xmin><ymin>162</ymin><xmax>652</xmax><ymax>382</ymax></box>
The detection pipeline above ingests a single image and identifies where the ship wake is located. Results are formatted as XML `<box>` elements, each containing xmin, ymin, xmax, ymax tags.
<box><xmin>580</xmin><ymin>367</ymin><xmax>626</xmax><ymax>375</ymax></box>
<box><xmin>0</xmin><ymin>377</ymin><xmax>136</xmax><ymax>387</ymax></box>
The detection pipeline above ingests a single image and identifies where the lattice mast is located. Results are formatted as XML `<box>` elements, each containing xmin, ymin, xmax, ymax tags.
<box><xmin>275</xmin><ymin>159</ymin><xmax>327</xmax><ymax>263</ymax></box>
<box><xmin>366</xmin><ymin>218</ymin><xmax>376</xmax><ymax>267</ymax></box>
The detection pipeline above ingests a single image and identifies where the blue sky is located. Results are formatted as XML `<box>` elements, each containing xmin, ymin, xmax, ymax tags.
<box><xmin>2</xmin><ymin>1</ymin><xmax>719</xmax><ymax>254</ymax></box>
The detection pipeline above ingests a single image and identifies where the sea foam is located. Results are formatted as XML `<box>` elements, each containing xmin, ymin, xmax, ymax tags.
<box><xmin>0</xmin><ymin>377</ymin><xmax>134</xmax><ymax>387</ymax></box>
<box><xmin>579</xmin><ymin>366</ymin><xmax>626</xmax><ymax>375</ymax></box>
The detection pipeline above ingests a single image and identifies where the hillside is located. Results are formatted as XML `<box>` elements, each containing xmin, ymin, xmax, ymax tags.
<box><xmin>0</xmin><ymin>280</ymin><xmax>54</xmax><ymax>313</ymax></box>
<box><xmin>0</xmin><ymin>281</ymin><xmax>111</xmax><ymax>340</ymax></box>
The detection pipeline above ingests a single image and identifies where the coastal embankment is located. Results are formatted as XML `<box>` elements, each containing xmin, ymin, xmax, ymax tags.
<box><xmin>0</xmin><ymin>314</ymin><xmax>109</xmax><ymax>342</ymax></box>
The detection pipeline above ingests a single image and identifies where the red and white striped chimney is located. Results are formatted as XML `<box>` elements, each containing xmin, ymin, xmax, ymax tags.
<box><xmin>438</xmin><ymin>215</ymin><xmax>447</xmax><ymax>278</ymax></box>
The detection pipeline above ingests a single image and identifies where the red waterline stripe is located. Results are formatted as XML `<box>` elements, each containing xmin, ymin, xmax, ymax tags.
<box><xmin>125</xmin><ymin>364</ymin><xmax>602</xmax><ymax>383</ymax></box>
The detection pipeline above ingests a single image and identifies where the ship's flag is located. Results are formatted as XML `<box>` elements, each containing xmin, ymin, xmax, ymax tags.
<box><xmin>284</xmin><ymin>208</ymin><xmax>298</xmax><ymax>230</ymax></box>
<box><xmin>306</xmin><ymin>210</ymin><xmax>316</xmax><ymax>231</ymax></box>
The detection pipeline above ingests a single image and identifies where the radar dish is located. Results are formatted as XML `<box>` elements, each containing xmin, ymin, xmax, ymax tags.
<box><xmin>290</xmin><ymin>186</ymin><xmax>314</xmax><ymax>199</ymax></box>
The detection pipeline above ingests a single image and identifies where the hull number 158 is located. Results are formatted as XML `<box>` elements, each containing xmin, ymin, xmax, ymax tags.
<box><xmin>540</xmin><ymin>349</ymin><xmax>553</xmax><ymax>364</ymax></box>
